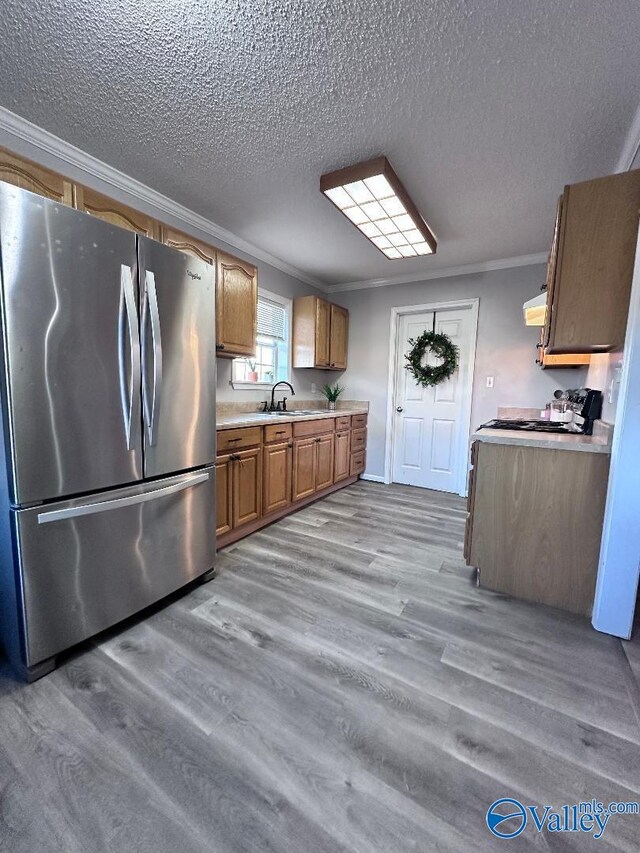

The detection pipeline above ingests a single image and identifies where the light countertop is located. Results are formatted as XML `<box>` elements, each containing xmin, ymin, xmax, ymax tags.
<box><xmin>471</xmin><ymin>427</ymin><xmax>611</xmax><ymax>454</ymax></box>
<box><xmin>217</xmin><ymin>408</ymin><xmax>368</xmax><ymax>430</ymax></box>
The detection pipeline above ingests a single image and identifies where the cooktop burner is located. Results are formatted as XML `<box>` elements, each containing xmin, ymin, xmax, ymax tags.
<box><xmin>480</xmin><ymin>419</ymin><xmax>575</xmax><ymax>434</ymax></box>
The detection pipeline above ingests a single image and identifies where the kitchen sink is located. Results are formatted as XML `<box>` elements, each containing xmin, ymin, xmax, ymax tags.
<box><xmin>252</xmin><ymin>409</ymin><xmax>329</xmax><ymax>416</ymax></box>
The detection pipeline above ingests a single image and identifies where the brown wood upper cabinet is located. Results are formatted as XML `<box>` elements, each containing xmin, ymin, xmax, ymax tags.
<box><xmin>329</xmin><ymin>304</ymin><xmax>349</xmax><ymax>369</ymax></box>
<box><xmin>216</xmin><ymin>250</ymin><xmax>258</xmax><ymax>358</ymax></box>
<box><xmin>293</xmin><ymin>295</ymin><xmax>349</xmax><ymax>370</ymax></box>
<box><xmin>0</xmin><ymin>148</ymin><xmax>73</xmax><ymax>205</ymax></box>
<box><xmin>74</xmin><ymin>185</ymin><xmax>160</xmax><ymax>238</ymax></box>
<box><xmin>542</xmin><ymin>170</ymin><xmax>640</xmax><ymax>354</ymax></box>
<box><xmin>161</xmin><ymin>225</ymin><xmax>216</xmax><ymax>265</ymax></box>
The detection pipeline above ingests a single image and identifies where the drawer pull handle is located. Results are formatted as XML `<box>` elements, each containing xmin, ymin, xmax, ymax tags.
<box><xmin>227</xmin><ymin>437</ymin><xmax>241</xmax><ymax>443</ymax></box>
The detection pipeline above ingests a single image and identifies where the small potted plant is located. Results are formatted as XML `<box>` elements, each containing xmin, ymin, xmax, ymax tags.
<box><xmin>321</xmin><ymin>382</ymin><xmax>345</xmax><ymax>411</ymax></box>
<box><xmin>246</xmin><ymin>358</ymin><xmax>259</xmax><ymax>383</ymax></box>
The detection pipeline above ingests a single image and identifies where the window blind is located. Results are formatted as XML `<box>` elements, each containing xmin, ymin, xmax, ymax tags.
<box><xmin>257</xmin><ymin>297</ymin><xmax>287</xmax><ymax>340</ymax></box>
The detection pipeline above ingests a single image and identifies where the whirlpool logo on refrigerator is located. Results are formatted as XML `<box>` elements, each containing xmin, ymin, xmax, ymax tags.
<box><xmin>187</xmin><ymin>270</ymin><xmax>202</xmax><ymax>280</ymax></box>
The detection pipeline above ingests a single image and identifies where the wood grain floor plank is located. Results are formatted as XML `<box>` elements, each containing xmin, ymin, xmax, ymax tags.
<box><xmin>0</xmin><ymin>480</ymin><xmax>638</xmax><ymax>852</ymax></box>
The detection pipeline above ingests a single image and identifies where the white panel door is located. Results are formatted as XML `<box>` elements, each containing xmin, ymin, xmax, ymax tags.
<box><xmin>392</xmin><ymin>308</ymin><xmax>473</xmax><ymax>492</ymax></box>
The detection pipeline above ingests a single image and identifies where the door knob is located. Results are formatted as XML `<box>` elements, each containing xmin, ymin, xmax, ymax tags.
<box><xmin>396</xmin><ymin>406</ymin><xmax>403</xmax><ymax>413</ymax></box>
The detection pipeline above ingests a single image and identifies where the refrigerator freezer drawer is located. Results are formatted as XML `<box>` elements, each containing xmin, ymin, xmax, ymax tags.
<box><xmin>13</xmin><ymin>468</ymin><xmax>215</xmax><ymax>667</ymax></box>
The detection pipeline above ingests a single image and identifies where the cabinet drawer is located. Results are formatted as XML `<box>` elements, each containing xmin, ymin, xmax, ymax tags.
<box><xmin>293</xmin><ymin>418</ymin><xmax>334</xmax><ymax>438</ymax></box>
<box><xmin>351</xmin><ymin>414</ymin><xmax>367</xmax><ymax>429</ymax></box>
<box><xmin>217</xmin><ymin>427</ymin><xmax>261</xmax><ymax>454</ymax></box>
<box><xmin>351</xmin><ymin>428</ymin><xmax>367</xmax><ymax>451</ymax></box>
<box><xmin>264</xmin><ymin>422</ymin><xmax>293</xmax><ymax>443</ymax></box>
<box><xmin>350</xmin><ymin>450</ymin><xmax>365</xmax><ymax>476</ymax></box>
<box><xmin>335</xmin><ymin>416</ymin><xmax>351</xmax><ymax>431</ymax></box>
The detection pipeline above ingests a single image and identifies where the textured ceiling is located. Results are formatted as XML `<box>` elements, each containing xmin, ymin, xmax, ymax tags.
<box><xmin>1</xmin><ymin>0</ymin><xmax>639</xmax><ymax>285</ymax></box>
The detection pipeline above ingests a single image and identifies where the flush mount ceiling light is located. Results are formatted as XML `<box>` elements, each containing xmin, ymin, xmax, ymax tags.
<box><xmin>320</xmin><ymin>156</ymin><xmax>437</xmax><ymax>259</ymax></box>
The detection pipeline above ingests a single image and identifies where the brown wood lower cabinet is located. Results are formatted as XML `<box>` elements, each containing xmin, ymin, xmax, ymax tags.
<box><xmin>465</xmin><ymin>440</ymin><xmax>610</xmax><ymax>616</ymax></box>
<box><xmin>216</xmin><ymin>413</ymin><xmax>368</xmax><ymax>548</ymax></box>
<box><xmin>334</xmin><ymin>430</ymin><xmax>351</xmax><ymax>482</ymax></box>
<box><xmin>232</xmin><ymin>448</ymin><xmax>261</xmax><ymax>527</ymax></box>
<box><xmin>263</xmin><ymin>441</ymin><xmax>292</xmax><ymax>515</ymax></box>
<box><xmin>216</xmin><ymin>447</ymin><xmax>261</xmax><ymax>536</ymax></box>
<box><xmin>292</xmin><ymin>438</ymin><xmax>317</xmax><ymax>502</ymax></box>
<box><xmin>292</xmin><ymin>434</ymin><xmax>334</xmax><ymax>499</ymax></box>
<box><xmin>315</xmin><ymin>435</ymin><xmax>335</xmax><ymax>491</ymax></box>
<box><xmin>215</xmin><ymin>456</ymin><xmax>232</xmax><ymax>537</ymax></box>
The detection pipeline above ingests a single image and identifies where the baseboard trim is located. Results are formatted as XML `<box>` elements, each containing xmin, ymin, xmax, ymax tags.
<box><xmin>216</xmin><ymin>475</ymin><xmax>359</xmax><ymax>549</ymax></box>
<box><xmin>360</xmin><ymin>474</ymin><xmax>386</xmax><ymax>483</ymax></box>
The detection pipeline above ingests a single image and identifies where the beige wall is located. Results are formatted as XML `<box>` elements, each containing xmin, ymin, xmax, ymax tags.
<box><xmin>332</xmin><ymin>264</ymin><xmax>593</xmax><ymax>479</ymax></box>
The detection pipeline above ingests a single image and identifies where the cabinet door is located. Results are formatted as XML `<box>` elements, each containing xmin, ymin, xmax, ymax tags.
<box><xmin>161</xmin><ymin>225</ymin><xmax>216</xmax><ymax>266</ymax></box>
<box><xmin>329</xmin><ymin>304</ymin><xmax>349</xmax><ymax>369</ymax></box>
<box><xmin>315</xmin><ymin>434</ymin><xmax>335</xmax><ymax>491</ymax></box>
<box><xmin>216</xmin><ymin>251</ymin><xmax>257</xmax><ymax>358</ymax></box>
<box><xmin>541</xmin><ymin>195</ymin><xmax>563</xmax><ymax>349</ymax></box>
<box><xmin>232</xmin><ymin>448</ymin><xmax>262</xmax><ymax>528</ymax></box>
<box><xmin>315</xmin><ymin>298</ymin><xmax>330</xmax><ymax>367</ymax></box>
<box><xmin>0</xmin><ymin>148</ymin><xmax>73</xmax><ymax>205</ymax></box>
<box><xmin>263</xmin><ymin>441</ymin><xmax>292</xmax><ymax>515</ymax></box>
<box><xmin>215</xmin><ymin>456</ymin><xmax>233</xmax><ymax>536</ymax></box>
<box><xmin>74</xmin><ymin>185</ymin><xmax>160</xmax><ymax>238</ymax></box>
<box><xmin>547</xmin><ymin>170</ymin><xmax>640</xmax><ymax>353</ymax></box>
<box><xmin>472</xmin><ymin>442</ymin><xmax>610</xmax><ymax>615</ymax></box>
<box><xmin>293</xmin><ymin>438</ymin><xmax>316</xmax><ymax>502</ymax></box>
<box><xmin>334</xmin><ymin>431</ymin><xmax>350</xmax><ymax>483</ymax></box>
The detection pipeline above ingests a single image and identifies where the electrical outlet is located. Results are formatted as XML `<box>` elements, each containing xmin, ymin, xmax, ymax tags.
<box><xmin>311</xmin><ymin>383</ymin><xmax>317</xmax><ymax>394</ymax></box>
<box><xmin>486</xmin><ymin>376</ymin><xmax>495</xmax><ymax>388</ymax></box>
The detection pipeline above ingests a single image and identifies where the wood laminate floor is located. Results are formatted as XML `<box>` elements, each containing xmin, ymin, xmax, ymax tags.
<box><xmin>1</xmin><ymin>481</ymin><xmax>639</xmax><ymax>852</ymax></box>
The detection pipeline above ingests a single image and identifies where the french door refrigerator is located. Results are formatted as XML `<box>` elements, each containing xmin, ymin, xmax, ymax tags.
<box><xmin>0</xmin><ymin>184</ymin><xmax>217</xmax><ymax>680</ymax></box>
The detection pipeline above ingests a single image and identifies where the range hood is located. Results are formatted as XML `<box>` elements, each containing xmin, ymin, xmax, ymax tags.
<box><xmin>523</xmin><ymin>292</ymin><xmax>547</xmax><ymax>326</ymax></box>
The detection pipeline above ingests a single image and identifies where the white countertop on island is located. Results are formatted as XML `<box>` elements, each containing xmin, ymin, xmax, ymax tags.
<box><xmin>471</xmin><ymin>426</ymin><xmax>612</xmax><ymax>454</ymax></box>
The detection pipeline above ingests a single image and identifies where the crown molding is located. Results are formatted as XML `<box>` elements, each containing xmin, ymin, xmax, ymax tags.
<box><xmin>1</xmin><ymin>103</ymin><xmax>635</xmax><ymax>296</ymax></box>
<box><xmin>327</xmin><ymin>252</ymin><xmax>548</xmax><ymax>293</ymax></box>
<box><xmin>0</xmin><ymin>106</ymin><xmax>328</xmax><ymax>292</ymax></box>
<box><xmin>616</xmin><ymin>102</ymin><xmax>640</xmax><ymax>173</ymax></box>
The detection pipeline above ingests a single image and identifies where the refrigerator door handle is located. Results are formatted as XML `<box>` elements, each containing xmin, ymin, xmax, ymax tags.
<box><xmin>141</xmin><ymin>270</ymin><xmax>163</xmax><ymax>447</ymax></box>
<box><xmin>118</xmin><ymin>265</ymin><xmax>141</xmax><ymax>450</ymax></box>
<box><xmin>37</xmin><ymin>471</ymin><xmax>210</xmax><ymax>525</ymax></box>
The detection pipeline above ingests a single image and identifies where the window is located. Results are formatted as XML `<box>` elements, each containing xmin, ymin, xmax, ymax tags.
<box><xmin>232</xmin><ymin>291</ymin><xmax>291</xmax><ymax>387</ymax></box>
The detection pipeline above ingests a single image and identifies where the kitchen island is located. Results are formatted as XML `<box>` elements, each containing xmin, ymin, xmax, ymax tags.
<box><xmin>465</xmin><ymin>425</ymin><xmax>612</xmax><ymax>616</ymax></box>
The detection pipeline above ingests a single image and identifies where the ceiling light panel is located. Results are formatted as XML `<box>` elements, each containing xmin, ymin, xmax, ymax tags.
<box><xmin>320</xmin><ymin>156</ymin><xmax>437</xmax><ymax>259</ymax></box>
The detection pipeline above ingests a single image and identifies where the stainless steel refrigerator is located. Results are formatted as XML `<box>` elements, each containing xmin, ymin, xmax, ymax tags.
<box><xmin>0</xmin><ymin>184</ymin><xmax>217</xmax><ymax>680</ymax></box>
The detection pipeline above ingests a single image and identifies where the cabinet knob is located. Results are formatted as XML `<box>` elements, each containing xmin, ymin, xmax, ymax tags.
<box><xmin>288</xmin><ymin>442</ymin><xmax>293</xmax><ymax>448</ymax></box>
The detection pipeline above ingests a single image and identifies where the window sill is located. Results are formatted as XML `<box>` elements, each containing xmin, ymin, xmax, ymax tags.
<box><xmin>231</xmin><ymin>381</ymin><xmax>275</xmax><ymax>391</ymax></box>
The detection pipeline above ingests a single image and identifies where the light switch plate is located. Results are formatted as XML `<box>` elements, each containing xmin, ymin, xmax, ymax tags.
<box><xmin>486</xmin><ymin>376</ymin><xmax>495</xmax><ymax>388</ymax></box>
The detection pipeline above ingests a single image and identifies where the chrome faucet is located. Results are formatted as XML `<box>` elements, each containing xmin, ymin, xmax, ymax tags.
<box><xmin>268</xmin><ymin>381</ymin><xmax>295</xmax><ymax>412</ymax></box>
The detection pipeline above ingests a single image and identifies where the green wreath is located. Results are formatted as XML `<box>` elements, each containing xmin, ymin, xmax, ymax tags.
<box><xmin>405</xmin><ymin>330</ymin><xmax>459</xmax><ymax>387</ymax></box>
